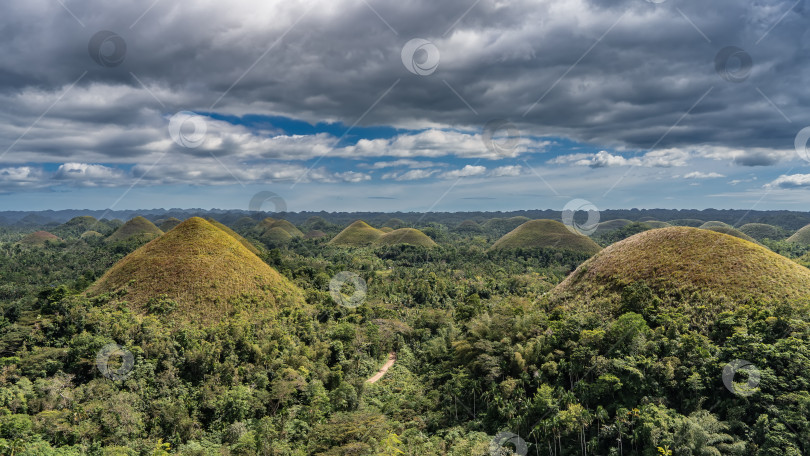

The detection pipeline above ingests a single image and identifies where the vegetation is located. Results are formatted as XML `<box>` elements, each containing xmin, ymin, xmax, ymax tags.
<box><xmin>1</xmin><ymin>213</ymin><xmax>810</xmax><ymax>454</ymax></box>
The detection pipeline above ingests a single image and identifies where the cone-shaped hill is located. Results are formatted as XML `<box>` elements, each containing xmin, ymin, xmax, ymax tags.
<box><xmin>106</xmin><ymin>216</ymin><xmax>163</xmax><ymax>242</ymax></box>
<box><xmin>379</xmin><ymin>227</ymin><xmax>394</xmax><ymax>233</ymax></box>
<box><xmin>640</xmin><ymin>220</ymin><xmax>670</xmax><ymax>228</ymax></box>
<box><xmin>257</xmin><ymin>218</ymin><xmax>304</xmax><ymax>238</ymax></box>
<box><xmin>87</xmin><ymin>217</ymin><xmax>305</xmax><ymax>324</ymax></box>
<box><xmin>787</xmin><ymin>223</ymin><xmax>810</xmax><ymax>246</ymax></box>
<box><xmin>383</xmin><ymin>218</ymin><xmax>407</xmax><ymax>229</ymax></box>
<box><xmin>739</xmin><ymin>223</ymin><xmax>785</xmax><ymax>241</ymax></box>
<box><xmin>206</xmin><ymin>218</ymin><xmax>261</xmax><ymax>255</ymax></box>
<box><xmin>551</xmin><ymin>227</ymin><xmax>810</xmax><ymax>316</ymax></box>
<box><xmin>158</xmin><ymin>217</ymin><xmax>182</xmax><ymax>232</ymax></box>
<box><xmin>375</xmin><ymin>228</ymin><xmax>437</xmax><ymax>247</ymax></box>
<box><xmin>329</xmin><ymin>221</ymin><xmax>384</xmax><ymax>246</ymax></box>
<box><xmin>702</xmin><ymin>226</ymin><xmax>758</xmax><ymax>244</ymax></box>
<box><xmin>594</xmin><ymin>219</ymin><xmax>632</xmax><ymax>234</ymax></box>
<box><xmin>305</xmin><ymin>230</ymin><xmax>327</xmax><ymax>239</ymax></box>
<box><xmin>699</xmin><ymin>221</ymin><xmax>732</xmax><ymax>229</ymax></box>
<box><xmin>455</xmin><ymin>220</ymin><xmax>483</xmax><ymax>233</ymax></box>
<box><xmin>53</xmin><ymin>216</ymin><xmax>101</xmax><ymax>238</ymax></box>
<box><xmin>668</xmin><ymin>219</ymin><xmax>704</xmax><ymax>227</ymax></box>
<box><xmin>490</xmin><ymin>220</ymin><xmax>602</xmax><ymax>255</ymax></box>
<box><xmin>19</xmin><ymin>231</ymin><xmax>61</xmax><ymax>246</ymax></box>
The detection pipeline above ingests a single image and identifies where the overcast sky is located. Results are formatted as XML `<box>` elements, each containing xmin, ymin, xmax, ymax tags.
<box><xmin>2</xmin><ymin>0</ymin><xmax>810</xmax><ymax>212</ymax></box>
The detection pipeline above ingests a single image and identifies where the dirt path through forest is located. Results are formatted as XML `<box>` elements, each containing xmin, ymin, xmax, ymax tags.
<box><xmin>366</xmin><ymin>352</ymin><xmax>396</xmax><ymax>383</ymax></box>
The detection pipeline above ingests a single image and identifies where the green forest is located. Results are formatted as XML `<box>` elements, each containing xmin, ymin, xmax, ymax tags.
<box><xmin>1</xmin><ymin>213</ymin><xmax>809</xmax><ymax>455</ymax></box>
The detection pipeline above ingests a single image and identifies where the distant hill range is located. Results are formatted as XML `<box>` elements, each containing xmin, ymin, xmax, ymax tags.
<box><xmin>4</xmin><ymin>208</ymin><xmax>810</xmax><ymax>231</ymax></box>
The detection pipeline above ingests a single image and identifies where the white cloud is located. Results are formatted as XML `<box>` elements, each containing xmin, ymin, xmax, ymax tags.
<box><xmin>489</xmin><ymin>165</ymin><xmax>523</xmax><ymax>177</ymax></box>
<box><xmin>765</xmin><ymin>174</ymin><xmax>810</xmax><ymax>189</ymax></box>
<box><xmin>683</xmin><ymin>171</ymin><xmax>725</xmax><ymax>179</ymax></box>
<box><xmin>381</xmin><ymin>169</ymin><xmax>439</xmax><ymax>181</ymax></box>
<box><xmin>440</xmin><ymin>165</ymin><xmax>487</xmax><ymax>179</ymax></box>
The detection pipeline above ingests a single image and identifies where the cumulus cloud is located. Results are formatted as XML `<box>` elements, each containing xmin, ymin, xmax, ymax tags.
<box><xmin>551</xmin><ymin>149</ymin><xmax>689</xmax><ymax>168</ymax></box>
<box><xmin>440</xmin><ymin>165</ymin><xmax>487</xmax><ymax>179</ymax></box>
<box><xmin>683</xmin><ymin>171</ymin><xmax>725</xmax><ymax>179</ymax></box>
<box><xmin>765</xmin><ymin>174</ymin><xmax>810</xmax><ymax>189</ymax></box>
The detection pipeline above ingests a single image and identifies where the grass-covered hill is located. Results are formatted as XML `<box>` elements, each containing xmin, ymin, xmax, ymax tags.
<box><xmin>105</xmin><ymin>216</ymin><xmax>163</xmax><ymax>242</ymax></box>
<box><xmin>329</xmin><ymin>220</ymin><xmax>384</xmax><ymax>246</ymax></box>
<box><xmin>594</xmin><ymin>219</ymin><xmax>632</xmax><ymax>234</ymax></box>
<box><xmin>383</xmin><ymin>218</ymin><xmax>407</xmax><ymax>229</ymax></box>
<box><xmin>304</xmin><ymin>229</ymin><xmax>327</xmax><ymax>239</ymax></box>
<box><xmin>699</xmin><ymin>221</ymin><xmax>732</xmax><ymax>229</ymax></box>
<box><xmin>702</xmin><ymin>225</ymin><xmax>758</xmax><ymax>243</ymax></box>
<box><xmin>51</xmin><ymin>216</ymin><xmax>103</xmax><ymax>238</ymax></box>
<box><xmin>454</xmin><ymin>219</ymin><xmax>483</xmax><ymax>233</ymax></box>
<box><xmin>256</xmin><ymin>218</ymin><xmax>304</xmax><ymax>238</ymax></box>
<box><xmin>787</xmin><ymin>223</ymin><xmax>810</xmax><ymax>246</ymax></box>
<box><xmin>551</xmin><ymin>227</ymin><xmax>810</xmax><ymax>316</ymax></box>
<box><xmin>738</xmin><ymin>222</ymin><xmax>786</xmax><ymax>241</ymax></box>
<box><xmin>260</xmin><ymin>226</ymin><xmax>294</xmax><ymax>245</ymax></box>
<box><xmin>668</xmin><ymin>218</ymin><xmax>704</xmax><ymax>227</ymax></box>
<box><xmin>157</xmin><ymin>217</ymin><xmax>182</xmax><ymax>232</ymax></box>
<box><xmin>490</xmin><ymin>219</ymin><xmax>602</xmax><ymax>254</ymax></box>
<box><xmin>86</xmin><ymin>217</ymin><xmax>305</xmax><ymax>325</ymax></box>
<box><xmin>206</xmin><ymin>218</ymin><xmax>262</xmax><ymax>255</ymax></box>
<box><xmin>374</xmin><ymin>228</ymin><xmax>437</xmax><ymax>247</ymax></box>
<box><xmin>482</xmin><ymin>216</ymin><xmax>531</xmax><ymax>236</ymax></box>
<box><xmin>18</xmin><ymin>230</ymin><xmax>61</xmax><ymax>246</ymax></box>
<box><xmin>640</xmin><ymin>220</ymin><xmax>670</xmax><ymax>228</ymax></box>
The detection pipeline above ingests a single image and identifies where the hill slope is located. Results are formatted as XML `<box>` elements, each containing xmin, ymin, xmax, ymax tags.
<box><xmin>87</xmin><ymin>217</ymin><xmax>305</xmax><ymax>324</ymax></box>
<box><xmin>787</xmin><ymin>223</ymin><xmax>810</xmax><ymax>246</ymax></box>
<box><xmin>703</xmin><ymin>226</ymin><xmax>758</xmax><ymax>243</ymax></box>
<box><xmin>106</xmin><ymin>216</ymin><xmax>163</xmax><ymax>242</ymax></box>
<box><xmin>739</xmin><ymin>223</ymin><xmax>785</xmax><ymax>241</ymax></box>
<box><xmin>18</xmin><ymin>231</ymin><xmax>61</xmax><ymax>246</ymax></box>
<box><xmin>490</xmin><ymin>220</ymin><xmax>602</xmax><ymax>254</ymax></box>
<box><xmin>374</xmin><ymin>228</ymin><xmax>437</xmax><ymax>247</ymax></box>
<box><xmin>329</xmin><ymin>221</ymin><xmax>384</xmax><ymax>246</ymax></box>
<box><xmin>551</xmin><ymin>227</ymin><xmax>810</xmax><ymax>314</ymax></box>
<box><xmin>206</xmin><ymin>218</ymin><xmax>262</xmax><ymax>254</ymax></box>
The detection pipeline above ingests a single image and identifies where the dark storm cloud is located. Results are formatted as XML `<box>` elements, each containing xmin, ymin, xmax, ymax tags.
<box><xmin>0</xmin><ymin>0</ymin><xmax>807</xmax><ymax>167</ymax></box>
